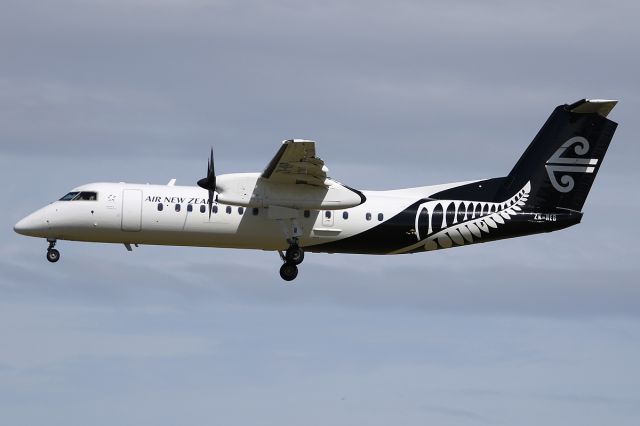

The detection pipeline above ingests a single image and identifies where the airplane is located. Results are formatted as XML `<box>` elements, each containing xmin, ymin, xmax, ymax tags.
<box><xmin>14</xmin><ymin>99</ymin><xmax>618</xmax><ymax>281</ymax></box>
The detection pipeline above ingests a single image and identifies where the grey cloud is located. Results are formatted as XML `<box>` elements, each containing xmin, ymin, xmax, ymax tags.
<box><xmin>1</xmin><ymin>0</ymin><xmax>637</xmax><ymax>170</ymax></box>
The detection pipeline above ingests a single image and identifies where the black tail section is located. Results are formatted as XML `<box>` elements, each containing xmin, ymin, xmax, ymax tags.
<box><xmin>497</xmin><ymin>99</ymin><xmax>618</xmax><ymax>212</ymax></box>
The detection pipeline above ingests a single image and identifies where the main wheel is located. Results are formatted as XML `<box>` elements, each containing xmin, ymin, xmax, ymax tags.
<box><xmin>46</xmin><ymin>249</ymin><xmax>60</xmax><ymax>263</ymax></box>
<box><xmin>279</xmin><ymin>262</ymin><xmax>298</xmax><ymax>281</ymax></box>
<box><xmin>285</xmin><ymin>246</ymin><xmax>304</xmax><ymax>265</ymax></box>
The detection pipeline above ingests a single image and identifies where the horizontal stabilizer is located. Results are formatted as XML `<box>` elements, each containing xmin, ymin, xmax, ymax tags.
<box><xmin>567</xmin><ymin>99</ymin><xmax>618</xmax><ymax>117</ymax></box>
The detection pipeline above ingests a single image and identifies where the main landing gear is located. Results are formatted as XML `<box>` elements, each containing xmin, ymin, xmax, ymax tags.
<box><xmin>46</xmin><ymin>239</ymin><xmax>60</xmax><ymax>263</ymax></box>
<box><xmin>279</xmin><ymin>240</ymin><xmax>305</xmax><ymax>282</ymax></box>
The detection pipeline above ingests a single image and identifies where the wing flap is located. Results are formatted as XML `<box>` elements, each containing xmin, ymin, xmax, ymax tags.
<box><xmin>261</xmin><ymin>139</ymin><xmax>327</xmax><ymax>186</ymax></box>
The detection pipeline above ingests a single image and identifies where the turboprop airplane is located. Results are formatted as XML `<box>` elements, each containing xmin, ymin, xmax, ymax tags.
<box><xmin>14</xmin><ymin>99</ymin><xmax>618</xmax><ymax>281</ymax></box>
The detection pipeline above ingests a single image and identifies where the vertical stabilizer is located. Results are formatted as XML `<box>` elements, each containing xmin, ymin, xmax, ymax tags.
<box><xmin>498</xmin><ymin>99</ymin><xmax>618</xmax><ymax>211</ymax></box>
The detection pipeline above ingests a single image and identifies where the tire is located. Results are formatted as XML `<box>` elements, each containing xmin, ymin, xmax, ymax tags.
<box><xmin>279</xmin><ymin>262</ymin><xmax>298</xmax><ymax>281</ymax></box>
<box><xmin>285</xmin><ymin>246</ymin><xmax>304</xmax><ymax>265</ymax></box>
<box><xmin>46</xmin><ymin>249</ymin><xmax>60</xmax><ymax>263</ymax></box>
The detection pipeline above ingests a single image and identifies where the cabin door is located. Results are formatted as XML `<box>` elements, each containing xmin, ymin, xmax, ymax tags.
<box><xmin>121</xmin><ymin>189</ymin><xmax>143</xmax><ymax>231</ymax></box>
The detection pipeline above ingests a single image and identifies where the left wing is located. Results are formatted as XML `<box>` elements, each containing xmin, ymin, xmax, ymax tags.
<box><xmin>214</xmin><ymin>138</ymin><xmax>365</xmax><ymax>210</ymax></box>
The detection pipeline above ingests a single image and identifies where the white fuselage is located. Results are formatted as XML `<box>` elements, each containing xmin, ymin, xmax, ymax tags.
<box><xmin>14</xmin><ymin>179</ymin><xmax>470</xmax><ymax>253</ymax></box>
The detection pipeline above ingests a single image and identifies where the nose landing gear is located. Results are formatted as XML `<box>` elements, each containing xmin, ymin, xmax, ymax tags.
<box><xmin>278</xmin><ymin>240</ymin><xmax>304</xmax><ymax>281</ymax></box>
<box><xmin>46</xmin><ymin>239</ymin><xmax>60</xmax><ymax>263</ymax></box>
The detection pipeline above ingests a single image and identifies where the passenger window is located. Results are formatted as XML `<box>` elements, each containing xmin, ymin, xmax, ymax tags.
<box><xmin>187</xmin><ymin>204</ymin><xmax>193</xmax><ymax>212</ymax></box>
<box><xmin>238</xmin><ymin>207</ymin><xmax>244</xmax><ymax>215</ymax></box>
<box><xmin>325</xmin><ymin>211</ymin><xmax>331</xmax><ymax>219</ymax></box>
<box><xmin>343</xmin><ymin>211</ymin><xmax>349</xmax><ymax>220</ymax></box>
<box><xmin>378</xmin><ymin>213</ymin><xmax>384</xmax><ymax>221</ymax></box>
<box><xmin>77</xmin><ymin>192</ymin><xmax>97</xmax><ymax>201</ymax></box>
<box><xmin>175</xmin><ymin>204</ymin><xmax>181</xmax><ymax>212</ymax></box>
<box><xmin>59</xmin><ymin>192</ymin><xmax>79</xmax><ymax>201</ymax></box>
<box><xmin>226</xmin><ymin>206</ymin><xmax>231</xmax><ymax>214</ymax></box>
<box><xmin>366</xmin><ymin>212</ymin><xmax>371</xmax><ymax>221</ymax></box>
<box><xmin>252</xmin><ymin>208</ymin><xmax>259</xmax><ymax>216</ymax></box>
<box><xmin>213</xmin><ymin>205</ymin><xmax>218</xmax><ymax>214</ymax></box>
<box><xmin>157</xmin><ymin>203</ymin><xmax>163</xmax><ymax>211</ymax></box>
<box><xmin>304</xmin><ymin>210</ymin><xmax>310</xmax><ymax>218</ymax></box>
<box><xmin>200</xmin><ymin>205</ymin><xmax>206</xmax><ymax>213</ymax></box>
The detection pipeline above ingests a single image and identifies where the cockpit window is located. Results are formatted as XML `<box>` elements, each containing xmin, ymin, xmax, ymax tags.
<box><xmin>77</xmin><ymin>192</ymin><xmax>97</xmax><ymax>201</ymax></box>
<box><xmin>58</xmin><ymin>191</ymin><xmax>97</xmax><ymax>201</ymax></box>
<box><xmin>59</xmin><ymin>192</ymin><xmax>79</xmax><ymax>201</ymax></box>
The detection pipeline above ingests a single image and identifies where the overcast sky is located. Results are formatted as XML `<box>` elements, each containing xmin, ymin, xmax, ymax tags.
<box><xmin>1</xmin><ymin>1</ymin><xmax>640</xmax><ymax>425</ymax></box>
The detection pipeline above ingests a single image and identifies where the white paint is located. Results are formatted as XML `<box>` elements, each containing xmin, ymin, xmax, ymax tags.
<box><xmin>121</xmin><ymin>189</ymin><xmax>142</xmax><ymax>232</ymax></box>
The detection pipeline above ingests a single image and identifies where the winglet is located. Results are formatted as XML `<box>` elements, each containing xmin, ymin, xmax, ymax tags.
<box><xmin>167</xmin><ymin>178</ymin><xmax>176</xmax><ymax>186</ymax></box>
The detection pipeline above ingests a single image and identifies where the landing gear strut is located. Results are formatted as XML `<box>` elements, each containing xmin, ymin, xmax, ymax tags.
<box><xmin>278</xmin><ymin>238</ymin><xmax>304</xmax><ymax>282</ymax></box>
<box><xmin>46</xmin><ymin>239</ymin><xmax>60</xmax><ymax>263</ymax></box>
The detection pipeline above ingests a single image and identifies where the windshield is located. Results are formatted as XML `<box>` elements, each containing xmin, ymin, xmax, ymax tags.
<box><xmin>59</xmin><ymin>191</ymin><xmax>97</xmax><ymax>201</ymax></box>
<box><xmin>59</xmin><ymin>192</ymin><xmax>79</xmax><ymax>201</ymax></box>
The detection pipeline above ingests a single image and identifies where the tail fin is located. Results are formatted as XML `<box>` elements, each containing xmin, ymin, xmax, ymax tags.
<box><xmin>498</xmin><ymin>99</ymin><xmax>618</xmax><ymax>212</ymax></box>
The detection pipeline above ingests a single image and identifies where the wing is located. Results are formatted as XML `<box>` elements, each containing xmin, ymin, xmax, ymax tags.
<box><xmin>261</xmin><ymin>139</ymin><xmax>328</xmax><ymax>186</ymax></box>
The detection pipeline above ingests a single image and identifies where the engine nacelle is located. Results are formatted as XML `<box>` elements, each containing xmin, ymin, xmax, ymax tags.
<box><xmin>215</xmin><ymin>173</ymin><xmax>365</xmax><ymax>210</ymax></box>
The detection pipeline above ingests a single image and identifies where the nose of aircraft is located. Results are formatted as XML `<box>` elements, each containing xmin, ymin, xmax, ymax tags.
<box><xmin>13</xmin><ymin>216</ymin><xmax>28</xmax><ymax>235</ymax></box>
<box><xmin>14</xmin><ymin>214</ymin><xmax>37</xmax><ymax>236</ymax></box>
<box><xmin>14</xmin><ymin>209</ymin><xmax>51</xmax><ymax>237</ymax></box>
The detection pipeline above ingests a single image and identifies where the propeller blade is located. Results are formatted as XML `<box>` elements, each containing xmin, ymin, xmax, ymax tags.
<box><xmin>197</xmin><ymin>147</ymin><xmax>217</xmax><ymax>218</ymax></box>
<box><xmin>207</xmin><ymin>189</ymin><xmax>214</xmax><ymax>219</ymax></box>
<box><xmin>209</xmin><ymin>148</ymin><xmax>215</xmax><ymax>176</ymax></box>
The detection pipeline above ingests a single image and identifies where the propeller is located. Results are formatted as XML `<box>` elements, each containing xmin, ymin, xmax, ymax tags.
<box><xmin>197</xmin><ymin>148</ymin><xmax>216</xmax><ymax>218</ymax></box>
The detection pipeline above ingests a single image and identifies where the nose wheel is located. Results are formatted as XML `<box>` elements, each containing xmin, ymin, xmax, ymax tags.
<box><xmin>46</xmin><ymin>239</ymin><xmax>60</xmax><ymax>263</ymax></box>
<box><xmin>278</xmin><ymin>241</ymin><xmax>304</xmax><ymax>281</ymax></box>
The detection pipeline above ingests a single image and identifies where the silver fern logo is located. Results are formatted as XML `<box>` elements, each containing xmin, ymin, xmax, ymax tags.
<box><xmin>545</xmin><ymin>136</ymin><xmax>598</xmax><ymax>193</ymax></box>
<box><xmin>391</xmin><ymin>182</ymin><xmax>531</xmax><ymax>254</ymax></box>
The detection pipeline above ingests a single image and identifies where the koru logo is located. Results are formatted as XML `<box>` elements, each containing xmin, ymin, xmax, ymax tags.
<box><xmin>545</xmin><ymin>136</ymin><xmax>598</xmax><ymax>193</ymax></box>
